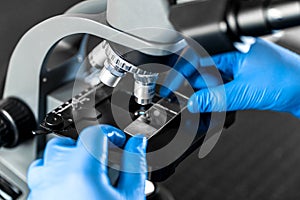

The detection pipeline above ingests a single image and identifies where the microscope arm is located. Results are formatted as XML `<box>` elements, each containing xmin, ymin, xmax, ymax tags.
<box><xmin>3</xmin><ymin>7</ymin><xmax>185</xmax><ymax>121</ymax></box>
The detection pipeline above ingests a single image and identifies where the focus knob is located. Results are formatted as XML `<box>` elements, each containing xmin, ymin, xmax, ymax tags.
<box><xmin>0</xmin><ymin>98</ymin><xmax>36</xmax><ymax>148</ymax></box>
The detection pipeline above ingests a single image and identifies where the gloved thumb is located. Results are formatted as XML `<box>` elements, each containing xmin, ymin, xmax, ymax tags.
<box><xmin>118</xmin><ymin>135</ymin><xmax>147</xmax><ymax>198</ymax></box>
<box><xmin>76</xmin><ymin>125</ymin><xmax>126</xmax><ymax>173</ymax></box>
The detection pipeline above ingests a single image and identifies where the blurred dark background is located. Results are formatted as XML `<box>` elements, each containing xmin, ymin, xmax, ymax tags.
<box><xmin>1</xmin><ymin>1</ymin><xmax>300</xmax><ymax>200</ymax></box>
<box><xmin>0</xmin><ymin>0</ymin><xmax>82</xmax><ymax>97</ymax></box>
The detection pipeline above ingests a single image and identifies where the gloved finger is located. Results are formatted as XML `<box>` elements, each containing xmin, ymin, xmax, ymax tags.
<box><xmin>118</xmin><ymin>135</ymin><xmax>147</xmax><ymax>198</ymax></box>
<box><xmin>76</xmin><ymin>125</ymin><xmax>126</xmax><ymax>172</ymax></box>
<box><xmin>27</xmin><ymin>159</ymin><xmax>44</xmax><ymax>189</ymax></box>
<box><xmin>189</xmin><ymin>68</ymin><xmax>225</xmax><ymax>90</ymax></box>
<box><xmin>43</xmin><ymin>137</ymin><xmax>76</xmax><ymax>165</ymax></box>
<box><xmin>29</xmin><ymin>158</ymin><xmax>44</xmax><ymax>168</ymax></box>
<box><xmin>187</xmin><ymin>80</ymin><xmax>251</xmax><ymax>113</ymax></box>
<box><xmin>102</xmin><ymin>125</ymin><xmax>127</xmax><ymax>148</ymax></box>
<box><xmin>212</xmin><ymin>51</ymin><xmax>245</xmax><ymax>78</ymax></box>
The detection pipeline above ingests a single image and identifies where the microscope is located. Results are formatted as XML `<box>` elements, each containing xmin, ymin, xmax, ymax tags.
<box><xmin>0</xmin><ymin>0</ymin><xmax>299</xmax><ymax>199</ymax></box>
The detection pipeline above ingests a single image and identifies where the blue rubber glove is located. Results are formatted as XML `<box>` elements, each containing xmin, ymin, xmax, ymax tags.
<box><xmin>27</xmin><ymin>125</ymin><xmax>147</xmax><ymax>200</ymax></box>
<box><xmin>162</xmin><ymin>38</ymin><xmax>300</xmax><ymax>118</ymax></box>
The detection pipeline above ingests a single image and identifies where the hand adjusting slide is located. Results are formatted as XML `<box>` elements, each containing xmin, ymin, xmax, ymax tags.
<box><xmin>161</xmin><ymin>38</ymin><xmax>300</xmax><ymax>118</ymax></box>
<box><xmin>28</xmin><ymin>125</ymin><xmax>147</xmax><ymax>200</ymax></box>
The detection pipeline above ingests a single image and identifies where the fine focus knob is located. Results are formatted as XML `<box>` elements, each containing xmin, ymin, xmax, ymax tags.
<box><xmin>0</xmin><ymin>98</ymin><xmax>36</xmax><ymax>148</ymax></box>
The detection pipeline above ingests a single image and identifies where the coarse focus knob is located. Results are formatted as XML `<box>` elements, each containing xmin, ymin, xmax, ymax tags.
<box><xmin>0</xmin><ymin>98</ymin><xmax>36</xmax><ymax>148</ymax></box>
<box><xmin>0</xmin><ymin>117</ymin><xmax>11</xmax><ymax>147</ymax></box>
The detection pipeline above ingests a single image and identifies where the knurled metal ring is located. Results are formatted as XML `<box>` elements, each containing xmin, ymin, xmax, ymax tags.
<box><xmin>134</xmin><ymin>73</ymin><xmax>158</xmax><ymax>85</ymax></box>
<box><xmin>102</xmin><ymin>40</ymin><xmax>157</xmax><ymax>76</ymax></box>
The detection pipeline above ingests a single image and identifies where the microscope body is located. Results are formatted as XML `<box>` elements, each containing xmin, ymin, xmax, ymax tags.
<box><xmin>0</xmin><ymin>0</ymin><xmax>299</xmax><ymax>199</ymax></box>
<box><xmin>0</xmin><ymin>1</ymin><xmax>186</xmax><ymax>198</ymax></box>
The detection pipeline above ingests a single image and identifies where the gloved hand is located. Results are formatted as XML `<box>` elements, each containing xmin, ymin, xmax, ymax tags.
<box><xmin>161</xmin><ymin>38</ymin><xmax>300</xmax><ymax>118</ymax></box>
<box><xmin>27</xmin><ymin>125</ymin><xmax>147</xmax><ymax>200</ymax></box>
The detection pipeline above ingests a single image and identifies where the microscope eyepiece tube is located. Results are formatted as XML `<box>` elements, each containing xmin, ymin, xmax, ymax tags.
<box><xmin>266</xmin><ymin>0</ymin><xmax>300</xmax><ymax>30</ymax></box>
<box><xmin>236</xmin><ymin>0</ymin><xmax>300</xmax><ymax>36</ymax></box>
